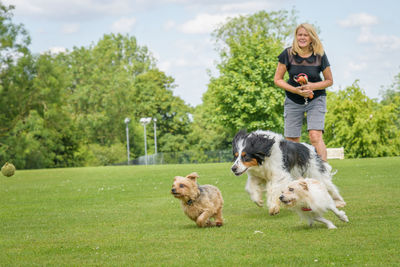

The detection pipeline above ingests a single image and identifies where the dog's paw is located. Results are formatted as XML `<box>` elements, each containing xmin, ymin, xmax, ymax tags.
<box><xmin>254</xmin><ymin>199</ymin><xmax>264</xmax><ymax>207</ymax></box>
<box><xmin>205</xmin><ymin>220</ymin><xmax>216</xmax><ymax>227</ymax></box>
<box><xmin>216</xmin><ymin>221</ymin><xmax>223</xmax><ymax>227</ymax></box>
<box><xmin>328</xmin><ymin>225</ymin><xmax>337</xmax><ymax>229</ymax></box>
<box><xmin>335</xmin><ymin>200</ymin><xmax>346</xmax><ymax>208</ymax></box>
<box><xmin>269</xmin><ymin>206</ymin><xmax>280</xmax><ymax>216</ymax></box>
<box><xmin>197</xmin><ymin>218</ymin><xmax>211</xmax><ymax>227</ymax></box>
<box><xmin>339</xmin><ymin>213</ymin><xmax>349</xmax><ymax>223</ymax></box>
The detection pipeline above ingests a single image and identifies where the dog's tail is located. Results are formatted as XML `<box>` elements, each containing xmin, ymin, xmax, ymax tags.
<box><xmin>324</xmin><ymin>162</ymin><xmax>338</xmax><ymax>178</ymax></box>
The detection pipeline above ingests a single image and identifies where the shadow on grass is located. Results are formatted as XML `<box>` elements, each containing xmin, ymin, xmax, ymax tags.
<box><xmin>240</xmin><ymin>208</ymin><xmax>294</xmax><ymax>219</ymax></box>
<box><xmin>179</xmin><ymin>224</ymin><xmax>226</xmax><ymax>230</ymax></box>
<box><xmin>180</xmin><ymin>224</ymin><xmax>200</xmax><ymax>229</ymax></box>
<box><xmin>291</xmin><ymin>221</ymin><xmax>350</xmax><ymax>231</ymax></box>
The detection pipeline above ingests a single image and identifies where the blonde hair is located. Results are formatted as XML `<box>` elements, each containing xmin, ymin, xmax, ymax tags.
<box><xmin>292</xmin><ymin>23</ymin><xmax>324</xmax><ymax>56</ymax></box>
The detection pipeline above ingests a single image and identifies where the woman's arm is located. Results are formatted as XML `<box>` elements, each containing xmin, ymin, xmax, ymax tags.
<box><xmin>301</xmin><ymin>66</ymin><xmax>333</xmax><ymax>91</ymax></box>
<box><xmin>274</xmin><ymin>62</ymin><xmax>310</xmax><ymax>98</ymax></box>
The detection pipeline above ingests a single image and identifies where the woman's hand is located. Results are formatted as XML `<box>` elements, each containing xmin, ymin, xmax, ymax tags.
<box><xmin>298</xmin><ymin>84</ymin><xmax>314</xmax><ymax>98</ymax></box>
<box><xmin>300</xmin><ymin>83</ymin><xmax>312</xmax><ymax>91</ymax></box>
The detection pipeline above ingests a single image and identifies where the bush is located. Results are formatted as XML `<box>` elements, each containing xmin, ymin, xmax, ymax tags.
<box><xmin>82</xmin><ymin>143</ymin><xmax>127</xmax><ymax>166</ymax></box>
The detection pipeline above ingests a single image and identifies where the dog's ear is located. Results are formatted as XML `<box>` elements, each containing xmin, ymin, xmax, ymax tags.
<box><xmin>232</xmin><ymin>130</ymin><xmax>248</xmax><ymax>151</ymax></box>
<box><xmin>186</xmin><ymin>172</ymin><xmax>199</xmax><ymax>181</ymax></box>
<box><xmin>299</xmin><ymin>180</ymin><xmax>308</xmax><ymax>191</ymax></box>
<box><xmin>234</xmin><ymin>129</ymin><xmax>248</xmax><ymax>139</ymax></box>
<box><xmin>247</xmin><ymin>134</ymin><xmax>275</xmax><ymax>164</ymax></box>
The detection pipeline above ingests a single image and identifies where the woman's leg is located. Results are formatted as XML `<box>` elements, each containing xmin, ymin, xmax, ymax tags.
<box><xmin>307</xmin><ymin>96</ymin><xmax>327</xmax><ymax>160</ymax></box>
<box><xmin>309</xmin><ymin>130</ymin><xmax>327</xmax><ymax>161</ymax></box>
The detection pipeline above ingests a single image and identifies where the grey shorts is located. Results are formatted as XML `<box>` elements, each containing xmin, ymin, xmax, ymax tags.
<box><xmin>284</xmin><ymin>96</ymin><xmax>327</xmax><ymax>138</ymax></box>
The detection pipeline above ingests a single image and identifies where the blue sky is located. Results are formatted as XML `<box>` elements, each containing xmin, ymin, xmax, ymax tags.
<box><xmin>4</xmin><ymin>0</ymin><xmax>400</xmax><ymax>107</ymax></box>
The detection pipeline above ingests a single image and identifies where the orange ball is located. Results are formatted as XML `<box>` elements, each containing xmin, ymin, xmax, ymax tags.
<box><xmin>297</xmin><ymin>75</ymin><xmax>308</xmax><ymax>85</ymax></box>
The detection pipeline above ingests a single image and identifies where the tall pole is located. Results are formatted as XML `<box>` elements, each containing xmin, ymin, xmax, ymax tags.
<box><xmin>124</xmin><ymin>118</ymin><xmax>130</xmax><ymax>165</ymax></box>
<box><xmin>140</xmin><ymin>117</ymin><xmax>151</xmax><ymax>165</ymax></box>
<box><xmin>153</xmin><ymin>118</ymin><xmax>157</xmax><ymax>154</ymax></box>
<box><xmin>126</xmin><ymin>124</ymin><xmax>130</xmax><ymax>164</ymax></box>
<box><xmin>143</xmin><ymin>124</ymin><xmax>147</xmax><ymax>165</ymax></box>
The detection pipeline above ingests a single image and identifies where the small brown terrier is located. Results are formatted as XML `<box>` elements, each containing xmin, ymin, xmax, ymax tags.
<box><xmin>171</xmin><ymin>172</ymin><xmax>224</xmax><ymax>227</ymax></box>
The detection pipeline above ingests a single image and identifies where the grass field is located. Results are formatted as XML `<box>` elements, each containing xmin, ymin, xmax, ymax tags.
<box><xmin>1</xmin><ymin>157</ymin><xmax>399</xmax><ymax>266</ymax></box>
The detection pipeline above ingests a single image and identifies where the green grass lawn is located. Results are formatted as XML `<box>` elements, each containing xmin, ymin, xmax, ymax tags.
<box><xmin>1</xmin><ymin>157</ymin><xmax>399</xmax><ymax>266</ymax></box>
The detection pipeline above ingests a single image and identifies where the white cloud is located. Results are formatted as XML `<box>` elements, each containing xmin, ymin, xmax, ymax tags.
<box><xmin>175</xmin><ymin>58</ymin><xmax>188</xmax><ymax>67</ymax></box>
<box><xmin>219</xmin><ymin>1</ymin><xmax>272</xmax><ymax>13</ymax></box>
<box><xmin>176</xmin><ymin>1</ymin><xmax>273</xmax><ymax>35</ymax></box>
<box><xmin>357</xmin><ymin>27</ymin><xmax>400</xmax><ymax>51</ymax></box>
<box><xmin>61</xmin><ymin>23</ymin><xmax>80</xmax><ymax>34</ymax></box>
<box><xmin>4</xmin><ymin>0</ymin><xmax>137</xmax><ymax>20</ymax></box>
<box><xmin>338</xmin><ymin>12</ymin><xmax>400</xmax><ymax>53</ymax></box>
<box><xmin>164</xmin><ymin>20</ymin><xmax>176</xmax><ymax>31</ymax></box>
<box><xmin>179</xmin><ymin>13</ymin><xmax>236</xmax><ymax>34</ymax></box>
<box><xmin>5</xmin><ymin>0</ymin><xmax>43</xmax><ymax>14</ymax></box>
<box><xmin>111</xmin><ymin>17</ymin><xmax>137</xmax><ymax>33</ymax></box>
<box><xmin>171</xmin><ymin>0</ymin><xmax>277</xmax><ymax>15</ymax></box>
<box><xmin>158</xmin><ymin>60</ymin><xmax>172</xmax><ymax>72</ymax></box>
<box><xmin>338</xmin><ymin>13</ymin><xmax>378</xmax><ymax>28</ymax></box>
<box><xmin>48</xmin><ymin>46</ymin><xmax>67</xmax><ymax>54</ymax></box>
<box><xmin>348</xmin><ymin>61</ymin><xmax>367</xmax><ymax>72</ymax></box>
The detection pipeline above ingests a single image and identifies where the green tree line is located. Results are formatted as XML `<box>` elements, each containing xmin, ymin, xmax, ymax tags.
<box><xmin>1</xmin><ymin>4</ymin><xmax>399</xmax><ymax>169</ymax></box>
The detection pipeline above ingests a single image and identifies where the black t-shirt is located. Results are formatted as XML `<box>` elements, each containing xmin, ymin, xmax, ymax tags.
<box><xmin>278</xmin><ymin>47</ymin><xmax>330</xmax><ymax>104</ymax></box>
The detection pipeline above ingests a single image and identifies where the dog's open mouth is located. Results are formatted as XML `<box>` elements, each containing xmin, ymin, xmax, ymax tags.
<box><xmin>172</xmin><ymin>192</ymin><xmax>181</xmax><ymax>198</ymax></box>
<box><xmin>279</xmin><ymin>198</ymin><xmax>291</xmax><ymax>205</ymax></box>
<box><xmin>232</xmin><ymin>168</ymin><xmax>247</xmax><ymax>176</ymax></box>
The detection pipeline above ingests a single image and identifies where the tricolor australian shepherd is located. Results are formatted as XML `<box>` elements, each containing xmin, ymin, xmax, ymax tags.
<box><xmin>231</xmin><ymin>130</ymin><xmax>346</xmax><ymax>215</ymax></box>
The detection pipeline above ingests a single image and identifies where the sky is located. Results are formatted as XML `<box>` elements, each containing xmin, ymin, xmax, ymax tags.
<box><xmin>4</xmin><ymin>0</ymin><xmax>400</xmax><ymax>107</ymax></box>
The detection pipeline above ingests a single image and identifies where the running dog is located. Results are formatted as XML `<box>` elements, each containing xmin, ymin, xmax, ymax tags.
<box><xmin>171</xmin><ymin>172</ymin><xmax>224</xmax><ymax>227</ymax></box>
<box><xmin>231</xmin><ymin>130</ymin><xmax>346</xmax><ymax>215</ymax></box>
<box><xmin>280</xmin><ymin>178</ymin><xmax>349</xmax><ymax>229</ymax></box>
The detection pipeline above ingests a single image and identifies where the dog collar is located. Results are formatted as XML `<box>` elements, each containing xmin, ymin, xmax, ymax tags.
<box><xmin>186</xmin><ymin>188</ymin><xmax>203</xmax><ymax>206</ymax></box>
<box><xmin>186</xmin><ymin>187</ymin><xmax>204</xmax><ymax>206</ymax></box>
<box><xmin>301</xmin><ymin>207</ymin><xmax>312</xmax><ymax>211</ymax></box>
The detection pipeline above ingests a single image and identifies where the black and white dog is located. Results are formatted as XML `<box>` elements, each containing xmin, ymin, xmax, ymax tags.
<box><xmin>231</xmin><ymin>130</ymin><xmax>346</xmax><ymax>215</ymax></box>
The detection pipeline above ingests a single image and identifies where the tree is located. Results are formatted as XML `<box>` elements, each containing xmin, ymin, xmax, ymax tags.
<box><xmin>381</xmin><ymin>72</ymin><xmax>400</xmax><ymax>100</ymax></box>
<box><xmin>0</xmin><ymin>11</ymin><xmax>194</xmax><ymax>168</ymax></box>
<box><xmin>325</xmin><ymin>81</ymin><xmax>400</xmax><ymax>158</ymax></box>
<box><xmin>0</xmin><ymin>3</ymin><xmax>31</xmax><ymax>138</ymax></box>
<box><xmin>0</xmin><ymin>4</ymin><xmax>81</xmax><ymax>168</ymax></box>
<box><xmin>58</xmin><ymin>34</ymin><xmax>154</xmax><ymax>146</ymax></box>
<box><xmin>58</xmin><ymin>34</ymin><xmax>193</xmax><ymax>162</ymax></box>
<box><xmin>0</xmin><ymin>3</ymin><xmax>30</xmax><ymax>65</ymax></box>
<box><xmin>1</xmin><ymin>51</ymin><xmax>83</xmax><ymax>169</ymax></box>
<box><xmin>132</xmin><ymin>69</ymin><xmax>193</xmax><ymax>153</ymax></box>
<box><xmin>187</xmin><ymin>104</ymin><xmax>231</xmax><ymax>152</ymax></box>
<box><xmin>380</xmin><ymin>72</ymin><xmax>400</xmax><ymax>128</ymax></box>
<box><xmin>199</xmin><ymin>10</ymin><xmax>297</xmax><ymax>140</ymax></box>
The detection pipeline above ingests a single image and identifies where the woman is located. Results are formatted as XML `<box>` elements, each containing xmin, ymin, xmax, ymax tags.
<box><xmin>274</xmin><ymin>23</ymin><xmax>333</xmax><ymax>161</ymax></box>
